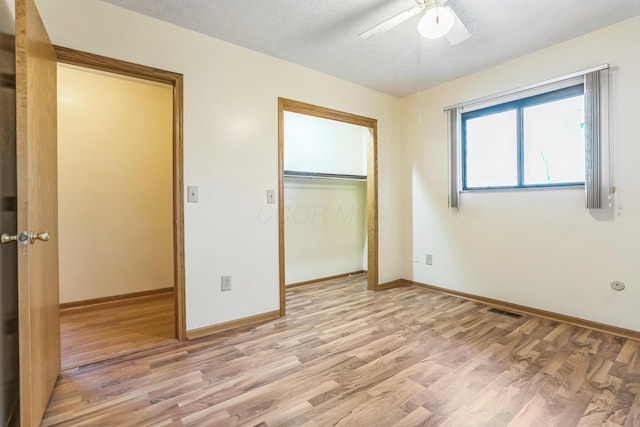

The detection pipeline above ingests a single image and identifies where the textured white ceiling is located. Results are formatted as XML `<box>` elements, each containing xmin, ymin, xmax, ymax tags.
<box><xmin>99</xmin><ymin>0</ymin><xmax>640</xmax><ymax>97</ymax></box>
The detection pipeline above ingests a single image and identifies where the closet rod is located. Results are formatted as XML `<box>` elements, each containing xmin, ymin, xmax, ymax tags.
<box><xmin>283</xmin><ymin>170</ymin><xmax>367</xmax><ymax>181</ymax></box>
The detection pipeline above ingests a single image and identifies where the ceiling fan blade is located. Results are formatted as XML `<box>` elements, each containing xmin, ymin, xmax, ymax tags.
<box><xmin>445</xmin><ymin>9</ymin><xmax>471</xmax><ymax>45</ymax></box>
<box><xmin>359</xmin><ymin>6</ymin><xmax>425</xmax><ymax>40</ymax></box>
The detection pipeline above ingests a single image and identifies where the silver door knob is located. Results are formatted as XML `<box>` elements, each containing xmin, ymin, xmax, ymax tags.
<box><xmin>30</xmin><ymin>232</ymin><xmax>49</xmax><ymax>244</ymax></box>
<box><xmin>1</xmin><ymin>231</ymin><xmax>29</xmax><ymax>245</ymax></box>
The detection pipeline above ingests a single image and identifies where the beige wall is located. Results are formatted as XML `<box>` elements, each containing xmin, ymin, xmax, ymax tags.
<box><xmin>37</xmin><ymin>0</ymin><xmax>404</xmax><ymax>330</ymax></box>
<box><xmin>401</xmin><ymin>16</ymin><xmax>640</xmax><ymax>331</ymax></box>
<box><xmin>35</xmin><ymin>0</ymin><xmax>640</xmax><ymax>332</ymax></box>
<box><xmin>57</xmin><ymin>65</ymin><xmax>174</xmax><ymax>303</ymax></box>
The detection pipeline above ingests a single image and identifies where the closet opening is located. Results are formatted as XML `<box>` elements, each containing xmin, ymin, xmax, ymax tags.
<box><xmin>277</xmin><ymin>98</ymin><xmax>379</xmax><ymax>315</ymax></box>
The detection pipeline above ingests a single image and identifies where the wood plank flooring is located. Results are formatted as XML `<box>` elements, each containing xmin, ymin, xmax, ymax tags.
<box><xmin>60</xmin><ymin>292</ymin><xmax>175</xmax><ymax>369</ymax></box>
<box><xmin>44</xmin><ymin>274</ymin><xmax>640</xmax><ymax>426</ymax></box>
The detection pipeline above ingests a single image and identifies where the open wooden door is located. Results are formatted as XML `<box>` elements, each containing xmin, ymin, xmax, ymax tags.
<box><xmin>15</xmin><ymin>0</ymin><xmax>60</xmax><ymax>425</ymax></box>
<box><xmin>0</xmin><ymin>4</ymin><xmax>19</xmax><ymax>425</ymax></box>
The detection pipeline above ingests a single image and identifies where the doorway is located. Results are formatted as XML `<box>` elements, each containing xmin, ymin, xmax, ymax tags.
<box><xmin>55</xmin><ymin>47</ymin><xmax>186</xmax><ymax>367</ymax></box>
<box><xmin>277</xmin><ymin>98</ymin><xmax>379</xmax><ymax>315</ymax></box>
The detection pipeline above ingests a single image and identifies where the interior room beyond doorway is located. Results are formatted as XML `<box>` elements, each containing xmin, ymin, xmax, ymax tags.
<box><xmin>57</xmin><ymin>64</ymin><xmax>175</xmax><ymax>368</ymax></box>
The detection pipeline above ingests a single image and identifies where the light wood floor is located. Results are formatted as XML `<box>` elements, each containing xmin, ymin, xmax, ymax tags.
<box><xmin>44</xmin><ymin>274</ymin><xmax>640</xmax><ymax>426</ymax></box>
<box><xmin>60</xmin><ymin>292</ymin><xmax>175</xmax><ymax>369</ymax></box>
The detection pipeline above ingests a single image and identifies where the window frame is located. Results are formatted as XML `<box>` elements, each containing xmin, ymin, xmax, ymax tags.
<box><xmin>461</xmin><ymin>84</ymin><xmax>585</xmax><ymax>191</ymax></box>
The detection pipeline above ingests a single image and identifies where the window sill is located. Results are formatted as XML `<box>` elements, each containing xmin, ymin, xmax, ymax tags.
<box><xmin>461</xmin><ymin>184</ymin><xmax>584</xmax><ymax>194</ymax></box>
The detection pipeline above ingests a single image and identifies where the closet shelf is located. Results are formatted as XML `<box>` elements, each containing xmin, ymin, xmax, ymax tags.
<box><xmin>283</xmin><ymin>170</ymin><xmax>367</xmax><ymax>181</ymax></box>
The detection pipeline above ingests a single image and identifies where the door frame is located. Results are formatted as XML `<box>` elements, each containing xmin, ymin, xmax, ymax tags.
<box><xmin>277</xmin><ymin>98</ymin><xmax>379</xmax><ymax>316</ymax></box>
<box><xmin>55</xmin><ymin>46</ymin><xmax>187</xmax><ymax>340</ymax></box>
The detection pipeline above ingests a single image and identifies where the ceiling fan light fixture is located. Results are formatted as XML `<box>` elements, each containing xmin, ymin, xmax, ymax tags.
<box><xmin>418</xmin><ymin>6</ymin><xmax>455</xmax><ymax>39</ymax></box>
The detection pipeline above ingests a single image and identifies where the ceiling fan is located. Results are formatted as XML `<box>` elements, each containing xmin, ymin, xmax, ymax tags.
<box><xmin>359</xmin><ymin>0</ymin><xmax>471</xmax><ymax>45</ymax></box>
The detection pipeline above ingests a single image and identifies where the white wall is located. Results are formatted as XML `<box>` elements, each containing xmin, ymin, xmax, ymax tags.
<box><xmin>284</xmin><ymin>178</ymin><xmax>366</xmax><ymax>284</ymax></box>
<box><xmin>284</xmin><ymin>111</ymin><xmax>367</xmax><ymax>176</ymax></box>
<box><xmin>57</xmin><ymin>65</ymin><xmax>174</xmax><ymax>303</ymax></box>
<box><xmin>36</xmin><ymin>0</ymin><xmax>404</xmax><ymax>330</ymax></box>
<box><xmin>283</xmin><ymin>112</ymin><xmax>368</xmax><ymax>283</ymax></box>
<box><xmin>402</xmin><ymin>16</ymin><xmax>640</xmax><ymax>331</ymax></box>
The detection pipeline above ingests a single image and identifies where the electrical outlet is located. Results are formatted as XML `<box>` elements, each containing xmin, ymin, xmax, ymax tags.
<box><xmin>425</xmin><ymin>254</ymin><xmax>433</xmax><ymax>265</ymax></box>
<box><xmin>414</xmin><ymin>253</ymin><xmax>420</xmax><ymax>263</ymax></box>
<box><xmin>610</xmin><ymin>280</ymin><xmax>625</xmax><ymax>291</ymax></box>
<box><xmin>221</xmin><ymin>275</ymin><xmax>232</xmax><ymax>292</ymax></box>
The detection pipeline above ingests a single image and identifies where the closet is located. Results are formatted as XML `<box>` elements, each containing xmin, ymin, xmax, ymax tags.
<box><xmin>283</xmin><ymin>111</ymin><xmax>369</xmax><ymax>286</ymax></box>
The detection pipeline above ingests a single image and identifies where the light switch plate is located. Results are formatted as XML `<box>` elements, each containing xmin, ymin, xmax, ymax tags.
<box><xmin>267</xmin><ymin>189</ymin><xmax>275</xmax><ymax>204</ymax></box>
<box><xmin>187</xmin><ymin>186</ymin><xmax>198</xmax><ymax>203</ymax></box>
<box><xmin>221</xmin><ymin>275</ymin><xmax>231</xmax><ymax>292</ymax></box>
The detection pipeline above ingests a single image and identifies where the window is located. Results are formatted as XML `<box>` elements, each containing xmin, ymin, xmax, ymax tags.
<box><xmin>462</xmin><ymin>85</ymin><xmax>585</xmax><ymax>190</ymax></box>
<box><xmin>446</xmin><ymin>66</ymin><xmax>610</xmax><ymax>209</ymax></box>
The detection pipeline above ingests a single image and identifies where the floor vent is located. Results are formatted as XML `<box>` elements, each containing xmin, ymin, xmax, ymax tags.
<box><xmin>488</xmin><ymin>308</ymin><xmax>523</xmax><ymax>319</ymax></box>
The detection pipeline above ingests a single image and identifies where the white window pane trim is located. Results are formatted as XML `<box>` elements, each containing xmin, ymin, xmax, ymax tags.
<box><xmin>523</xmin><ymin>96</ymin><xmax>585</xmax><ymax>186</ymax></box>
<box><xmin>465</xmin><ymin>109</ymin><xmax>518</xmax><ymax>188</ymax></box>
